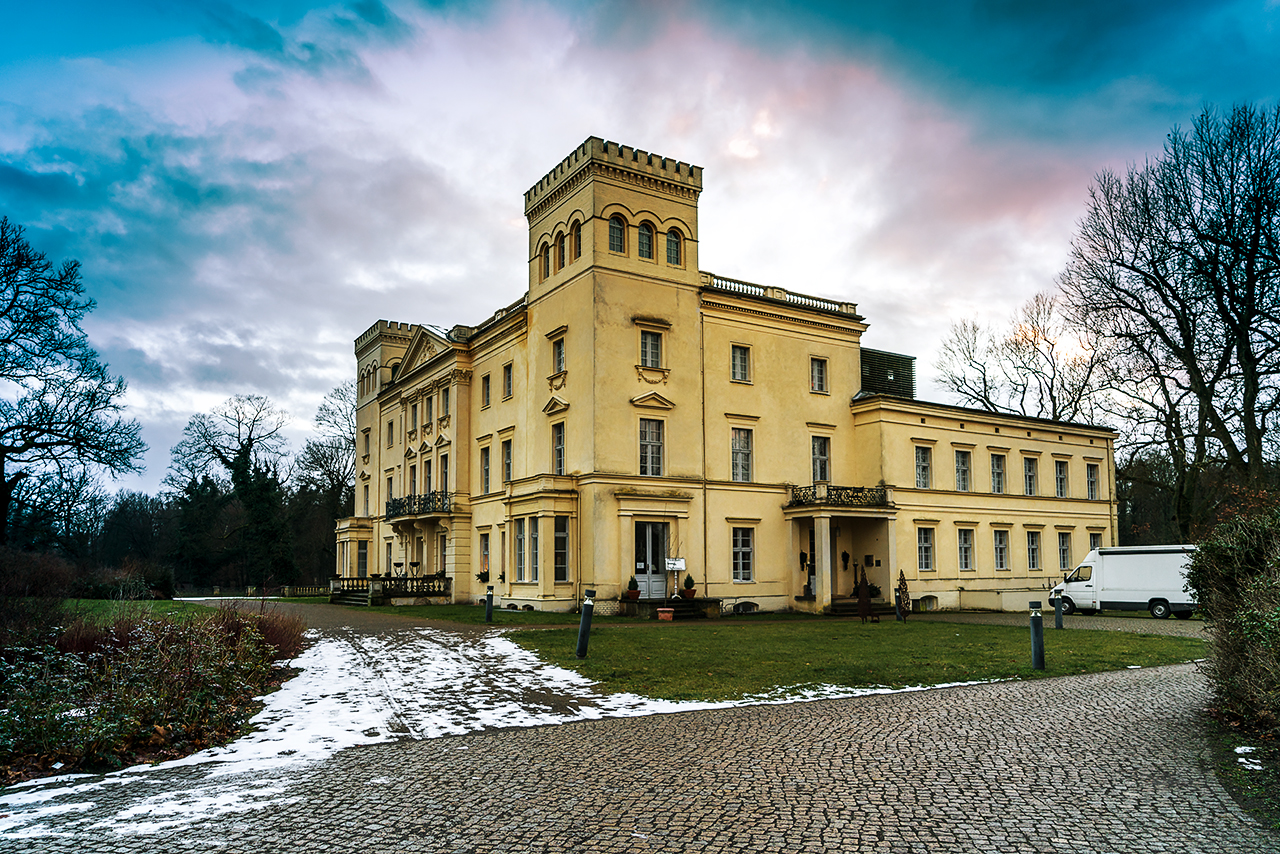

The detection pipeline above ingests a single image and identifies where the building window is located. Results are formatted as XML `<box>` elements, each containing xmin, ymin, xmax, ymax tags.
<box><xmin>1090</xmin><ymin>532</ymin><xmax>1102</xmax><ymax>551</ymax></box>
<box><xmin>439</xmin><ymin>454</ymin><xmax>449</xmax><ymax>491</ymax></box>
<box><xmin>731</xmin><ymin>344</ymin><xmax>750</xmax><ymax>382</ymax></box>
<box><xmin>1023</xmin><ymin>457</ymin><xmax>1037</xmax><ymax>496</ymax></box>
<box><xmin>408</xmin><ymin>465</ymin><xmax>417</xmax><ymax>495</ymax></box>
<box><xmin>409</xmin><ymin>403</ymin><xmax>417</xmax><ymax>432</ymax></box>
<box><xmin>386</xmin><ymin>476</ymin><xmax>393</xmax><ymax>502</ymax></box>
<box><xmin>502</xmin><ymin>439</ymin><xmax>513</xmax><ymax>483</ymax></box>
<box><xmin>1059</xmin><ymin>532</ymin><xmax>1072</xmax><ymax>571</ymax></box>
<box><xmin>363</xmin><ymin>484</ymin><xmax>370</xmax><ymax>516</ymax></box>
<box><xmin>425</xmin><ymin>396</ymin><xmax>433</xmax><ymax>422</ymax></box>
<box><xmin>917</xmin><ymin>528</ymin><xmax>934</xmax><ymax>571</ymax></box>
<box><xmin>515</xmin><ymin>518</ymin><xmax>525</xmax><ymax>582</ymax></box>
<box><xmin>609</xmin><ymin>216</ymin><xmax>625</xmax><ymax>253</ymax></box>
<box><xmin>441</xmin><ymin>387</ymin><xmax>450</xmax><ymax>416</ymax></box>
<box><xmin>529</xmin><ymin>517</ymin><xmax>540</xmax><ymax>582</ymax></box>
<box><xmin>638</xmin><ymin>223</ymin><xmax>654</xmax><ymax>259</ymax></box>
<box><xmin>1027</xmin><ymin>531</ymin><xmax>1041</xmax><ymax>571</ymax></box>
<box><xmin>571</xmin><ymin>221</ymin><xmax>582</xmax><ymax>259</ymax></box>
<box><xmin>1055</xmin><ymin>460</ymin><xmax>1068</xmax><ymax>498</ymax></box>
<box><xmin>955</xmin><ymin>450</ymin><xmax>971</xmax><ymax>491</ymax></box>
<box><xmin>811</xmin><ymin>435</ymin><xmax>830</xmax><ymax>482</ymax></box>
<box><xmin>386</xmin><ymin>419</ymin><xmax>394</xmax><ymax>446</ymax></box>
<box><xmin>503</xmin><ymin>363</ymin><xmax>513</xmax><ymax>399</ymax></box>
<box><xmin>481</xmin><ymin>374</ymin><xmax>490</xmax><ymax>408</ymax></box>
<box><xmin>438</xmin><ymin>533</ymin><xmax>447</xmax><ymax>574</ymax></box>
<box><xmin>915</xmin><ymin>446</ymin><xmax>932</xmax><ymax>489</ymax></box>
<box><xmin>554</xmin><ymin>516</ymin><xmax>569</xmax><ymax>582</ymax></box>
<box><xmin>364</xmin><ymin>431</ymin><xmax>370</xmax><ymax>455</ymax></box>
<box><xmin>994</xmin><ymin>530</ymin><xmax>1009</xmax><ymax>570</ymax></box>
<box><xmin>425</xmin><ymin>460</ymin><xmax>432</xmax><ymax>493</ymax></box>
<box><xmin>639</xmin><ymin>418</ymin><xmax>664</xmax><ymax>476</ymax></box>
<box><xmin>552</xmin><ymin>337</ymin><xmax>565</xmax><ymax>374</ymax></box>
<box><xmin>732</xmin><ymin>527</ymin><xmax>754</xmax><ymax>581</ymax></box>
<box><xmin>540</xmin><ymin>243</ymin><xmax>550</xmax><ymax>281</ymax></box>
<box><xmin>991</xmin><ymin>454</ymin><xmax>1006</xmax><ymax>494</ymax></box>
<box><xmin>810</xmin><ymin>357</ymin><xmax>828</xmax><ymax>393</ymax></box>
<box><xmin>731</xmin><ymin>427</ymin><xmax>752</xmax><ymax>482</ymax></box>
<box><xmin>958</xmin><ymin>529</ymin><xmax>974</xmax><ymax>571</ymax></box>
<box><xmin>555</xmin><ymin>233</ymin><xmax>565</xmax><ymax>270</ymax></box>
<box><xmin>552</xmin><ymin>422</ymin><xmax>565</xmax><ymax>476</ymax></box>
<box><xmin>480</xmin><ymin>533</ymin><xmax>490</xmax><ymax>575</ymax></box>
<box><xmin>1087</xmin><ymin>463</ymin><xmax>1100</xmax><ymax>500</ymax></box>
<box><xmin>481</xmin><ymin>447</ymin><xmax>491</xmax><ymax>494</ymax></box>
<box><xmin>667</xmin><ymin>229</ymin><xmax>682</xmax><ymax>265</ymax></box>
<box><xmin>357</xmin><ymin>541</ymin><xmax>368</xmax><ymax>578</ymax></box>
<box><xmin>386</xmin><ymin>541</ymin><xmax>393</xmax><ymax>575</ymax></box>
<box><xmin>640</xmin><ymin>330</ymin><xmax>662</xmax><ymax>368</ymax></box>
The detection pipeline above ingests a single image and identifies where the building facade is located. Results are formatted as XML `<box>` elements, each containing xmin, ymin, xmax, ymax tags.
<box><xmin>335</xmin><ymin>137</ymin><xmax>1118</xmax><ymax>613</ymax></box>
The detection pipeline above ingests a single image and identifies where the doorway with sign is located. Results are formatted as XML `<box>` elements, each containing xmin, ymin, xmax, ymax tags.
<box><xmin>634</xmin><ymin>520</ymin><xmax>669</xmax><ymax>599</ymax></box>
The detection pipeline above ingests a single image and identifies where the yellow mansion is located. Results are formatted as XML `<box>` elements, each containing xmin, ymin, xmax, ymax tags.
<box><xmin>335</xmin><ymin>137</ymin><xmax>1117</xmax><ymax>614</ymax></box>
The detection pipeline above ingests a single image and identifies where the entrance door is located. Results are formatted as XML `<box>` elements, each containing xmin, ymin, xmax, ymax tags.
<box><xmin>634</xmin><ymin>521</ymin><xmax>669</xmax><ymax>599</ymax></box>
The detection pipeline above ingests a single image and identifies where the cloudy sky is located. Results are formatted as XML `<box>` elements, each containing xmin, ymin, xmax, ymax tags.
<box><xmin>3</xmin><ymin>0</ymin><xmax>1277</xmax><ymax>494</ymax></box>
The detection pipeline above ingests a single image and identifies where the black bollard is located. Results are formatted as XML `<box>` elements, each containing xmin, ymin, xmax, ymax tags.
<box><xmin>575</xmin><ymin>589</ymin><xmax>596</xmax><ymax>659</ymax></box>
<box><xmin>1054</xmin><ymin>594</ymin><xmax>1063</xmax><ymax>630</ymax></box>
<box><xmin>485</xmin><ymin>585</ymin><xmax>494</xmax><ymax>623</ymax></box>
<box><xmin>894</xmin><ymin>591</ymin><xmax>904</xmax><ymax>622</ymax></box>
<box><xmin>1030</xmin><ymin>600</ymin><xmax>1045</xmax><ymax>671</ymax></box>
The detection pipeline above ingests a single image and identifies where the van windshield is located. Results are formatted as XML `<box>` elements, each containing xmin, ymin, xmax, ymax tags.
<box><xmin>1067</xmin><ymin>565</ymin><xmax>1093</xmax><ymax>582</ymax></box>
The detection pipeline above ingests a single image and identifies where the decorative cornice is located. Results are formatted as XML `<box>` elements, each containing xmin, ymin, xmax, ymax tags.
<box><xmin>635</xmin><ymin>365</ymin><xmax>670</xmax><ymax>385</ymax></box>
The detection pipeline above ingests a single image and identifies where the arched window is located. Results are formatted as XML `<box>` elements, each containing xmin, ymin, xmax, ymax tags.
<box><xmin>571</xmin><ymin>222</ymin><xmax>582</xmax><ymax>259</ymax></box>
<box><xmin>540</xmin><ymin>243</ymin><xmax>550</xmax><ymax>280</ymax></box>
<box><xmin>638</xmin><ymin>223</ymin><xmax>654</xmax><ymax>259</ymax></box>
<box><xmin>609</xmin><ymin>216</ymin><xmax>625</xmax><ymax>253</ymax></box>
<box><xmin>556</xmin><ymin>233</ymin><xmax>566</xmax><ymax>270</ymax></box>
<box><xmin>666</xmin><ymin>229</ymin><xmax>682</xmax><ymax>265</ymax></box>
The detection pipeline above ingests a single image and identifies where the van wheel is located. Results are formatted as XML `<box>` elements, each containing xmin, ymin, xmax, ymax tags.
<box><xmin>1060</xmin><ymin>597</ymin><xmax>1076</xmax><ymax>616</ymax></box>
<box><xmin>1150</xmin><ymin>601</ymin><xmax>1172</xmax><ymax>619</ymax></box>
<box><xmin>1174</xmin><ymin>610</ymin><xmax>1192</xmax><ymax>620</ymax></box>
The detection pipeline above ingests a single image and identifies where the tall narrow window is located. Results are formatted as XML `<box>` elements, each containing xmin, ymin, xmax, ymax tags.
<box><xmin>363</xmin><ymin>485</ymin><xmax>369</xmax><ymax>516</ymax></box>
<box><xmin>555</xmin><ymin>233</ymin><xmax>565</xmax><ymax>270</ymax></box>
<box><xmin>958</xmin><ymin>529</ymin><xmax>974</xmax><ymax>571</ymax></box>
<box><xmin>571</xmin><ymin>222</ymin><xmax>582</xmax><ymax>259</ymax></box>
<box><xmin>638</xmin><ymin>223</ymin><xmax>654</xmax><ymax>259</ymax></box>
<box><xmin>386</xmin><ymin>476</ymin><xmax>393</xmax><ymax>502</ymax></box>
<box><xmin>554</xmin><ymin>516</ymin><xmax>569</xmax><ymax>582</ymax></box>
<box><xmin>552</xmin><ymin>338</ymin><xmax>565</xmax><ymax>373</ymax></box>
<box><xmin>1055</xmin><ymin>460</ymin><xmax>1069</xmax><ymax>497</ymax></box>
<box><xmin>480</xmin><ymin>533</ymin><xmax>490</xmax><ymax>575</ymax></box>
<box><xmin>994</xmin><ymin>530</ymin><xmax>1009</xmax><ymax>570</ymax></box>
<box><xmin>811</xmin><ymin>436</ymin><xmax>830</xmax><ymax>482</ymax></box>
<box><xmin>1024</xmin><ymin>458</ymin><xmax>1038</xmax><ymax>496</ymax></box>
<box><xmin>386</xmin><ymin>541</ymin><xmax>393</xmax><ymax>575</ymax></box>
<box><xmin>552</xmin><ymin>422</ymin><xmax>565</xmax><ymax>476</ymax></box>
<box><xmin>810</xmin><ymin>357</ymin><xmax>828</xmax><ymax>393</ymax></box>
<box><xmin>481</xmin><ymin>374</ymin><xmax>491</xmax><ymax>407</ymax></box>
<box><xmin>608</xmin><ymin>216</ymin><xmax>625</xmax><ymax>253</ymax></box>
<box><xmin>1086</xmin><ymin>463</ymin><xmax>1100</xmax><ymax>500</ymax></box>
<box><xmin>386</xmin><ymin>419</ymin><xmax>394</xmax><ymax>446</ymax></box>
<box><xmin>639</xmin><ymin>419</ymin><xmax>664</xmax><ymax>476</ymax></box>
<box><xmin>439</xmin><ymin>454</ymin><xmax>448</xmax><ymax>492</ymax></box>
<box><xmin>502</xmin><ymin>439</ymin><xmax>512</xmax><ymax>483</ymax></box>
<box><xmin>540</xmin><ymin>243</ymin><xmax>550</xmax><ymax>281</ymax></box>
<box><xmin>991</xmin><ymin>454</ymin><xmax>1006</xmax><ymax>494</ymax></box>
<box><xmin>480</xmin><ymin>447</ymin><xmax>491</xmax><ymax>494</ymax></box>
<box><xmin>357</xmin><ymin>541</ymin><xmax>368</xmax><ymax>577</ymax></box>
<box><xmin>917</xmin><ymin>528</ymin><xmax>934</xmax><ymax>571</ymax></box>
<box><xmin>640</xmin><ymin>330</ymin><xmax>662</xmax><ymax>368</ymax></box>
<box><xmin>915</xmin><ymin>447</ymin><xmax>932</xmax><ymax>489</ymax></box>
<box><xmin>529</xmin><ymin>517</ymin><xmax>539</xmax><ymax>582</ymax></box>
<box><xmin>441</xmin><ymin>387</ymin><xmax>450</xmax><ymax>415</ymax></box>
<box><xmin>667</xmin><ymin>229</ymin><xmax>682</xmax><ymax>265</ymax></box>
<box><xmin>732</xmin><ymin>527</ymin><xmax>754</xmax><ymax>581</ymax></box>
<box><xmin>515</xmin><ymin>518</ymin><xmax>525</xmax><ymax>582</ymax></box>
<box><xmin>408</xmin><ymin>465</ymin><xmax>417</xmax><ymax>495</ymax></box>
<box><xmin>955</xmin><ymin>450</ymin><xmax>971</xmax><ymax>491</ymax></box>
<box><xmin>731</xmin><ymin>428</ymin><xmax>752</xmax><ymax>482</ymax></box>
<box><xmin>425</xmin><ymin>396</ymin><xmax>433</xmax><ymax>422</ymax></box>
<box><xmin>409</xmin><ymin>403</ymin><xmax>417</xmax><ymax>432</ymax></box>
<box><xmin>1059</xmin><ymin>532</ymin><xmax>1072</xmax><ymax>571</ymax></box>
<box><xmin>1027</xmin><ymin>531</ymin><xmax>1041</xmax><ymax>570</ymax></box>
<box><xmin>503</xmin><ymin>363</ymin><xmax>513</xmax><ymax>398</ymax></box>
<box><xmin>424</xmin><ymin>460</ymin><xmax>432</xmax><ymax>494</ymax></box>
<box><xmin>731</xmin><ymin>344</ymin><xmax>750</xmax><ymax>382</ymax></box>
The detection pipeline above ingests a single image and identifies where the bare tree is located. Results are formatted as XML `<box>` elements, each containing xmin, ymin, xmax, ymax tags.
<box><xmin>935</xmin><ymin>293</ymin><xmax>1102</xmax><ymax>423</ymax></box>
<box><xmin>296</xmin><ymin>380</ymin><xmax>356</xmax><ymax>503</ymax></box>
<box><xmin>165</xmin><ymin>394</ymin><xmax>290</xmax><ymax>490</ymax></box>
<box><xmin>0</xmin><ymin>218</ymin><xmax>145</xmax><ymax>544</ymax></box>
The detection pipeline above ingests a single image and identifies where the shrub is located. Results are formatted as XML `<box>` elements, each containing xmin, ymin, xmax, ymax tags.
<box><xmin>1186</xmin><ymin>509</ymin><xmax>1280</xmax><ymax>727</ymax></box>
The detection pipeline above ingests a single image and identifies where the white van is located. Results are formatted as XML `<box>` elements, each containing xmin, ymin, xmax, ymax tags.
<box><xmin>1050</xmin><ymin>545</ymin><xmax>1197</xmax><ymax>619</ymax></box>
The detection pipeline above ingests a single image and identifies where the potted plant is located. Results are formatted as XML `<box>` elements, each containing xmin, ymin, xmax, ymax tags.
<box><xmin>680</xmin><ymin>573</ymin><xmax>696</xmax><ymax>599</ymax></box>
<box><xmin>627</xmin><ymin>575</ymin><xmax>641</xmax><ymax>599</ymax></box>
<box><xmin>475</xmin><ymin>570</ymin><xmax>490</xmax><ymax>583</ymax></box>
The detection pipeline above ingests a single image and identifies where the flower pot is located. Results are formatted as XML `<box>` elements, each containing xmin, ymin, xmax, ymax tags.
<box><xmin>627</xmin><ymin>589</ymin><xmax>641</xmax><ymax>600</ymax></box>
<box><xmin>679</xmin><ymin>588</ymin><xmax>696</xmax><ymax>599</ymax></box>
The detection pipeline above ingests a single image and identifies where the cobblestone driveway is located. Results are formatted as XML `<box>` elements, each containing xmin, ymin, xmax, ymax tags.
<box><xmin>2</xmin><ymin>608</ymin><xmax>1273</xmax><ymax>853</ymax></box>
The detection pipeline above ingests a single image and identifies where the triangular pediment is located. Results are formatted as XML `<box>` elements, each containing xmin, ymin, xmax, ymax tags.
<box><xmin>419</xmin><ymin>441</ymin><xmax>432</xmax><ymax>454</ymax></box>
<box><xmin>404</xmin><ymin>445</ymin><xmax>417</xmax><ymax>458</ymax></box>
<box><xmin>434</xmin><ymin>434</ymin><xmax>451</xmax><ymax>448</ymax></box>
<box><xmin>630</xmin><ymin>391</ymin><xmax>675</xmax><ymax>410</ymax></box>
<box><xmin>401</xmin><ymin>326</ymin><xmax>450</xmax><ymax>374</ymax></box>
<box><xmin>542</xmin><ymin>396</ymin><xmax>570</xmax><ymax>415</ymax></box>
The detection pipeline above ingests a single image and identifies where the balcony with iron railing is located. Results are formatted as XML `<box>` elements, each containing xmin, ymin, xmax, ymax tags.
<box><xmin>385</xmin><ymin>491</ymin><xmax>451</xmax><ymax>521</ymax></box>
<box><xmin>786</xmin><ymin>484</ymin><xmax>890</xmax><ymax>508</ymax></box>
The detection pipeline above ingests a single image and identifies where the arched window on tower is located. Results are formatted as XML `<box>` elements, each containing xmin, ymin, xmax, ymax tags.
<box><xmin>571</xmin><ymin>222</ymin><xmax>582</xmax><ymax>260</ymax></box>
<box><xmin>638</xmin><ymin>223</ymin><xmax>654</xmax><ymax>259</ymax></box>
<box><xmin>666</xmin><ymin>229</ymin><xmax>682</xmax><ymax>266</ymax></box>
<box><xmin>540</xmin><ymin>243</ymin><xmax>551</xmax><ymax>281</ymax></box>
<box><xmin>609</xmin><ymin>216</ymin><xmax>625</xmax><ymax>253</ymax></box>
<box><xmin>556</xmin><ymin>233</ymin><xmax>565</xmax><ymax>270</ymax></box>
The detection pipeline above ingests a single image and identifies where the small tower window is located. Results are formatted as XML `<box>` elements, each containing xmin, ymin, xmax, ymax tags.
<box><xmin>609</xmin><ymin>216</ymin><xmax>625</xmax><ymax>253</ymax></box>
<box><xmin>555</xmin><ymin>233</ymin><xmax>566</xmax><ymax>270</ymax></box>
<box><xmin>638</xmin><ymin>223</ymin><xmax>654</xmax><ymax>259</ymax></box>
<box><xmin>571</xmin><ymin>221</ymin><xmax>582</xmax><ymax>259</ymax></box>
<box><xmin>540</xmin><ymin>243</ymin><xmax>550</xmax><ymax>281</ymax></box>
<box><xmin>666</xmin><ymin>229</ymin><xmax>682</xmax><ymax>265</ymax></box>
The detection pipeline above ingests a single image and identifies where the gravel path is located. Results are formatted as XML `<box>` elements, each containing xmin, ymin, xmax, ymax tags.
<box><xmin>0</xmin><ymin>604</ymin><xmax>1269</xmax><ymax>854</ymax></box>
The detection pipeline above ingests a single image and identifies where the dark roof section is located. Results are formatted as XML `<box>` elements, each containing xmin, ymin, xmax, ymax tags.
<box><xmin>860</xmin><ymin>348</ymin><xmax>916</xmax><ymax>399</ymax></box>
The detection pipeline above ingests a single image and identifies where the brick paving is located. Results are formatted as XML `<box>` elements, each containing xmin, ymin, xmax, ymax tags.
<box><xmin>1</xmin><ymin>607</ymin><xmax>1272</xmax><ymax>853</ymax></box>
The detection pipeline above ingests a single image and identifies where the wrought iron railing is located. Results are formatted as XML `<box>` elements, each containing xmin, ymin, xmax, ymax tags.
<box><xmin>787</xmin><ymin>484</ymin><xmax>889</xmax><ymax>508</ymax></box>
<box><xmin>331</xmin><ymin>576</ymin><xmax>452</xmax><ymax>596</ymax></box>
<box><xmin>385</xmin><ymin>491</ymin><xmax>451</xmax><ymax>520</ymax></box>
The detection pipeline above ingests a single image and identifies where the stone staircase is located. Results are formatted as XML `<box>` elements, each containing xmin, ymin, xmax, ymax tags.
<box><xmin>825</xmin><ymin>597</ymin><xmax>898</xmax><ymax>619</ymax></box>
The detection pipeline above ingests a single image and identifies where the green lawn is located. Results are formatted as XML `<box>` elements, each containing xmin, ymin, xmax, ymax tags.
<box><xmin>508</xmin><ymin>620</ymin><xmax>1206</xmax><ymax>701</ymax></box>
<box><xmin>63</xmin><ymin>598</ymin><xmax>222</xmax><ymax>620</ymax></box>
<box><xmin>355</xmin><ymin>602</ymin><xmax>632</xmax><ymax>625</ymax></box>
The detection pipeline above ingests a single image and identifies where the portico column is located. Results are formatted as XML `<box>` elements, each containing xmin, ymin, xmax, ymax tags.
<box><xmin>815</xmin><ymin>514</ymin><xmax>833</xmax><ymax>611</ymax></box>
